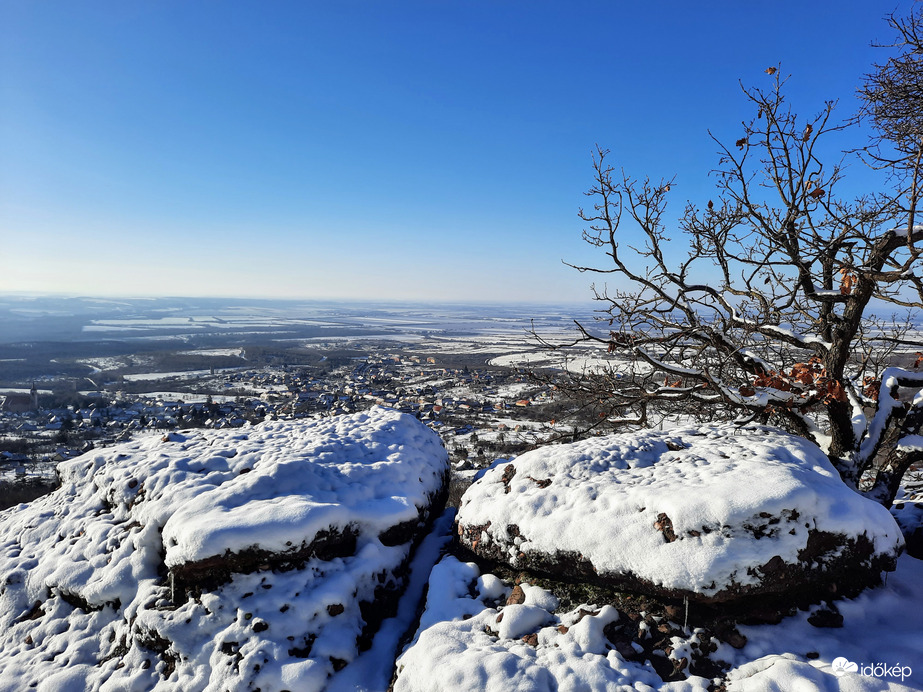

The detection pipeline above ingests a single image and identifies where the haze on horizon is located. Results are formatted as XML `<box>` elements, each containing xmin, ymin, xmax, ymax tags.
<box><xmin>0</xmin><ymin>1</ymin><xmax>911</xmax><ymax>304</ymax></box>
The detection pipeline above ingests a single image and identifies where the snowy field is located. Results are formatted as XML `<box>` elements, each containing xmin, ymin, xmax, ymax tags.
<box><xmin>177</xmin><ymin>348</ymin><xmax>247</xmax><ymax>358</ymax></box>
<box><xmin>122</xmin><ymin>368</ymin><xmax>247</xmax><ymax>382</ymax></box>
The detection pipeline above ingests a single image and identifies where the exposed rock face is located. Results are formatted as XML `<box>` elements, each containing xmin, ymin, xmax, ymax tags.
<box><xmin>456</xmin><ymin>425</ymin><xmax>903</xmax><ymax>609</ymax></box>
<box><xmin>0</xmin><ymin>407</ymin><xmax>448</xmax><ymax>691</ymax></box>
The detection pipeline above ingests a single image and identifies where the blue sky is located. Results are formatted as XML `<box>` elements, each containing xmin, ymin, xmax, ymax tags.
<box><xmin>0</xmin><ymin>1</ymin><xmax>912</xmax><ymax>303</ymax></box>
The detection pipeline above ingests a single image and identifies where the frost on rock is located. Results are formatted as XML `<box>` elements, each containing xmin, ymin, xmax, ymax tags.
<box><xmin>456</xmin><ymin>424</ymin><xmax>903</xmax><ymax>606</ymax></box>
<box><xmin>0</xmin><ymin>407</ymin><xmax>448</xmax><ymax>691</ymax></box>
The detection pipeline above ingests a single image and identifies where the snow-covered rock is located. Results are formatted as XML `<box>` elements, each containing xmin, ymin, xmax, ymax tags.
<box><xmin>395</xmin><ymin>553</ymin><xmax>923</xmax><ymax>692</ymax></box>
<box><xmin>393</xmin><ymin>555</ymin><xmax>712</xmax><ymax>691</ymax></box>
<box><xmin>0</xmin><ymin>407</ymin><xmax>448</xmax><ymax>691</ymax></box>
<box><xmin>457</xmin><ymin>424</ymin><xmax>903</xmax><ymax>605</ymax></box>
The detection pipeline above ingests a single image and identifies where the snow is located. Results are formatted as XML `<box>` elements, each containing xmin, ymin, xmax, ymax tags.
<box><xmin>897</xmin><ymin>435</ymin><xmax>923</xmax><ymax>452</ymax></box>
<box><xmin>326</xmin><ymin>508</ymin><xmax>456</xmax><ymax>692</ymax></box>
<box><xmin>2</xmin><ymin>396</ymin><xmax>921</xmax><ymax>690</ymax></box>
<box><xmin>394</xmin><ymin>555</ymin><xmax>711</xmax><ymax>692</ymax></box>
<box><xmin>122</xmin><ymin>368</ymin><xmax>244</xmax><ymax>381</ymax></box>
<box><xmin>0</xmin><ymin>407</ymin><xmax>448</xmax><ymax>691</ymax></box>
<box><xmin>859</xmin><ymin>367</ymin><xmax>923</xmax><ymax>464</ymax></box>
<box><xmin>889</xmin><ymin>224</ymin><xmax>923</xmax><ymax>238</ymax></box>
<box><xmin>487</xmin><ymin>348</ymin><xmax>633</xmax><ymax>375</ymax></box>
<box><xmin>177</xmin><ymin>348</ymin><xmax>246</xmax><ymax>357</ymax></box>
<box><xmin>161</xmin><ymin>411</ymin><xmax>446</xmax><ymax>566</ymax></box>
<box><xmin>395</xmin><ymin>553</ymin><xmax>923</xmax><ymax>691</ymax></box>
<box><xmin>457</xmin><ymin>424</ymin><xmax>903</xmax><ymax>597</ymax></box>
<box><xmin>723</xmin><ymin>553</ymin><xmax>923</xmax><ymax>691</ymax></box>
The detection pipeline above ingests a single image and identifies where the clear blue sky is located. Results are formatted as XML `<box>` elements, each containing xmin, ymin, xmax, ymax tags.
<box><xmin>0</xmin><ymin>1</ymin><xmax>912</xmax><ymax>303</ymax></box>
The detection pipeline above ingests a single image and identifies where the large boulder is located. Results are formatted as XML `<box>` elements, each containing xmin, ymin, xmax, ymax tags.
<box><xmin>456</xmin><ymin>425</ymin><xmax>903</xmax><ymax>608</ymax></box>
<box><xmin>0</xmin><ymin>407</ymin><xmax>448</xmax><ymax>691</ymax></box>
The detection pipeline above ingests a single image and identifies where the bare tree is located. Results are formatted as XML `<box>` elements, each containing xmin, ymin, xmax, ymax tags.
<box><xmin>542</xmin><ymin>9</ymin><xmax>923</xmax><ymax>507</ymax></box>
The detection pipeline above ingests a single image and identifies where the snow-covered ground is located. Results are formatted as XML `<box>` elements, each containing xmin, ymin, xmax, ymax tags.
<box><xmin>1</xmin><ymin>398</ymin><xmax>921</xmax><ymax>689</ymax></box>
<box><xmin>395</xmin><ymin>424</ymin><xmax>922</xmax><ymax>692</ymax></box>
<box><xmin>122</xmin><ymin>368</ymin><xmax>247</xmax><ymax>382</ymax></box>
<box><xmin>394</xmin><ymin>550</ymin><xmax>923</xmax><ymax>691</ymax></box>
<box><xmin>487</xmin><ymin>348</ymin><xmax>620</xmax><ymax>374</ymax></box>
<box><xmin>177</xmin><ymin>348</ymin><xmax>247</xmax><ymax>358</ymax></box>
<box><xmin>724</xmin><ymin>554</ymin><xmax>923</xmax><ymax>690</ymax></box>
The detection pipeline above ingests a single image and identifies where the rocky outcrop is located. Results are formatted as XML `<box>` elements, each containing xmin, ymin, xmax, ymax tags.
<box><xmin>0</xmin><ymin>408</ymin><xmax>448</xmax><ymax>691</ymax></box>
<box><xmin>456</xmin><ymin>424</ymin><xmax>903</xmax><ymax>612</ymax></box>
<box><xmin>393</xmin><ymin>555</ymin><xmax>731</xmax><ymax>691</ymax></box>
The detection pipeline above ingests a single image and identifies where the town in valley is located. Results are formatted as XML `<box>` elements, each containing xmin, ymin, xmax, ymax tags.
<box><xmin>0</xmin><ymin>295</ymin><xmax>604</xmax><ymax>508</ymax></box>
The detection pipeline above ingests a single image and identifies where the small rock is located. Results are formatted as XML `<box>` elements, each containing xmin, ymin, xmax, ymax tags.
<box><xmin>506</xmin><ymin>585</ymin><xmax>525</xmax><ymax>605</ymax></box>
<box><xmin>663</xmin><ymin>604</ymin><xmax>682</xmax><ymax>620</ymax></box>
<box><xmin>722</xmin><ymin>629</ymin><xmax>747</xmax><ymax>649</ymax></box>
<box><xmin>501</xmin><ymin>464</ymin><xmax>516</xmax><ymax>494</ymax></box>
<box><xmin>574</xmin><ymin>608</ymin><xmax>599</xmax><ymax>623</ymax></box>
<box><xmin>654</xmin><ymin>513</ymin><xmax>677</xmax><ymax>543</ymax></box>
<box><xmin>807</xmin><ymin>605</ymin><xmax>843</xmax><ymax>628</ymax></box>
<box><xmin>742</xmin><ymin>606</ymin><xmax>785</xmax><ymax>625</ymax></box>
